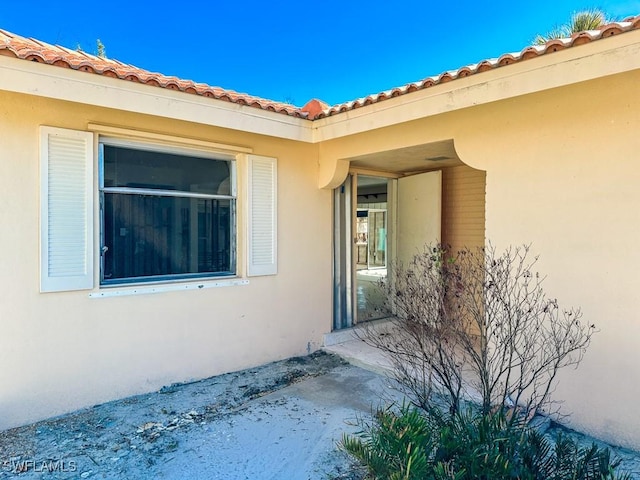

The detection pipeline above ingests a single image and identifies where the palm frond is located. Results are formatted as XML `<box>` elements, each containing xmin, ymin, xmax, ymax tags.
<box><xmin>533</xmin><ymin>8</ymin><xmax>610</xmax><ymax>45</ymax></box>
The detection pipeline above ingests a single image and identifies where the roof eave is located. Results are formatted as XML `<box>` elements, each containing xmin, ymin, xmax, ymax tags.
<box><xmin>311</xmin><ymin>29</ymin><xmax>640</xmax><ymax>142</ymax></box>
<box><xmin>0</xmin><ymin>53</ymin><xmax>314</xmax><ymax>142</ymax></box>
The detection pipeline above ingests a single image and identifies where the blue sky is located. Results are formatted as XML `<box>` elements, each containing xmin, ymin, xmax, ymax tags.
<box><xmin>2</xmin><ymin>1</ymin><xmax>639</xmax><ymax>106</ymax></box>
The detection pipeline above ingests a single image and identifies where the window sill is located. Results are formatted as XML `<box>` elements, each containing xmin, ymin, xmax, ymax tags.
<box><xmin>88</xmin><ymin>278</ymin><xmax>249</xmax><ymax>298</ymax></box>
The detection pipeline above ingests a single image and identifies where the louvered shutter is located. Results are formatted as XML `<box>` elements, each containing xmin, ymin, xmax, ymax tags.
<box><xmin>247</xmin><ymin>155</ymin><xmax>277</xmax><ymax>276</ymax></box>
<box><xmin>40</xmin><ymin>127</ymin><xmax>94</xmax><ymax>292</ymax></box>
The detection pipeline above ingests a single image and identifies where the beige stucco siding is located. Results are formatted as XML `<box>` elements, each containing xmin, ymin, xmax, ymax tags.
<box><xmin>455</xmin><ymin>71</ymin><xmax>640</xmax><ymax>449</ymax></box>
<box><xmin>441</xmin><ymin>165</ymin><xmax>486</xmax><ymax>253</ymax></box>
<box><xmin>317</xmin><ymin>69</ymin><xmax>640</xmax><ymax>450</ymax></box>
<box><xmin>2</xmin><ymin>39</ymin><xmax>640</xmax><ymax>452</ymax></box>
<box><xmin>0</xmin><ymin>90</ymin><xmax>331</xmax><ymax>430</ymax></box>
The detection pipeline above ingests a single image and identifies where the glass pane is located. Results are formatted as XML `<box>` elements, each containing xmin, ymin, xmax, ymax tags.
<box><xmin>368</xmin><ymin>211</ymin><xmax>386</xmax><ymax>268</ymax></box>
<box><xmin>355</xmin><ymin>211</ymin><xmax>389</xmax><ymax>322</ymax></box>
<box><xmin>103</xmin><ymin>145</ymin><xmax>231</xmax><ymax>195</ymax></box>
<box><xmin>102</xmin><ymin>193</ymin><xmax>233</xmax><ymax>282</ymax></box>
<box><xmin>355</xmin><ymin>176</ymin><xmax>390</xmax><ymax>323</ymax></box>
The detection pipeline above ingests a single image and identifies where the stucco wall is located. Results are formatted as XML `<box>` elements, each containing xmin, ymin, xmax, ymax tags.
<box><xmin>318</xmin><ymin>69</ymin><xmax>640</xmax><ymax>450</ymax></box>
<box><xmin>0</xmin><ymin>90</ymin><xmax>331</xmax><ymax>429</ymax></box>
<box><xmin>2</xmin><ymin>57</ymin><xmax>639</xmax><ymax>451</ymax></box>
<box><xmin>455</xmin><ymin>71</ymin><xmax>640</xmax><ymax>450</ymax></box>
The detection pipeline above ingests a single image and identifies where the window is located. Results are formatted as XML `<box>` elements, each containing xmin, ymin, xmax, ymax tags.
<box><xmin>40</xmin><ymin>126</ymin><xmax>277</xmax><ymax>293</ymax></box>
<box><xmin>99</xmin><ymin>140</ymin><xmax>236</xmax><ymax>285</ymax></box>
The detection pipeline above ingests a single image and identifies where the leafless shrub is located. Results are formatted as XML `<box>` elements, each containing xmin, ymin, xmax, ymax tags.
<box><xmin>359</xmin><ymin>244</ymin><xmax>595</xmax><ymax>421</ymax></box>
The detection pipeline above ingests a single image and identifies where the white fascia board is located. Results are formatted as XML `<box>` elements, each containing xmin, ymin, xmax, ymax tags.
<box><xmin>312</xmin><ymin>31</ymin><xmax>640</xmax><ymax>142</ymax></box>
<box><xmin>0</xmin><ymin>56</ymin><xmax>314</xmax><ymax>143</ymax></box>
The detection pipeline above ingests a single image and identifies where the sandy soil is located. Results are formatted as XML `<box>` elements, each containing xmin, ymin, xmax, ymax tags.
<box><xmin>0</xmin><ymin>352</ymin><xmax>399</xmax><ymax>479</ymax></box>
<box><xmin>3</xmin><ymin>349</ymin><xmax>637</xmax><ymax>479</ymax></box>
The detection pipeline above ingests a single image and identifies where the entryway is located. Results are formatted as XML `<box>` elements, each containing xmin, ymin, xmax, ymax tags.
<box><xmin>333</xmin><ymin>169</ymin><xmax>442</xmax><ymax>330</ymax></box>
<box><xmin>331</xmin><ymin>139</ymin><xmax>486</xmax><ymax>332</ymax></box>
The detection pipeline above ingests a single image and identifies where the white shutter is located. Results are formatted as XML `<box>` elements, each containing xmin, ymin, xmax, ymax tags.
<box><xmin>40</xmin><ymin>127</ymin><xmax>94</xmax><ymax>292</ymax></box>
<box><xmin>247</xmin><ymin>155</ymin><xmax>277</xmax><ymax>276</ymax></box>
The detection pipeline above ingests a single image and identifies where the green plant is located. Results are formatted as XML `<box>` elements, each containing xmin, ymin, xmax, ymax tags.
<box><xmin>349</xmin><ymin>243</ymin><xmax>624</xmax><ymax>478</ymax></box>
<box><xmin>341</xmin><ymin>404</ymin><xmax>631</xmax><ymax>480</ymax></box>
<box><xmin>341</xmin><ymin>404</ymin><xmax>432</xmax><ymax>480</ymax></box>
<box><xmin>534</xmin><ymin>9</ymin><xmax>611</xmax><ymax>44</ymax></box>
<box><xmin>75</xmin><ymin>39</ymin><xmax>107</xmax><ymax>58</ymax></box>
<box><xmin>96</xmin><ymin>39</ymin><xmax>106</xmax><ymax>58</ymax></box>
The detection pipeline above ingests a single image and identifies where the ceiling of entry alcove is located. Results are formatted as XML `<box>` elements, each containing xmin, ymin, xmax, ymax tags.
<box><xmin>348</xmin><ymin>139</ymin><xmax>462</xmax><ymax>175</ymax></box>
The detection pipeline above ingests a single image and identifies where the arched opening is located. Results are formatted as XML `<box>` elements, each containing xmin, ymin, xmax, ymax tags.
<box><xmin>332</xmin><ymin>140</ymin><xmax>486</xmax><ymax>331</ymax></box>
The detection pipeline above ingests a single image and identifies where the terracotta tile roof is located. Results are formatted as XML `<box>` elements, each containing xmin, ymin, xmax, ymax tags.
<box><xmin>1</xmin><ymin>16</ymin><xmax>639</xmax><ymax>122</ymax></box>
<box><xmin>314</xmin><ymin>15</ymin><xmax>640</xmax><ymax>120</ymax></box>
<box><xmin>0</xmin><ymin>29</ymin><xmax>308</xmax><ymax>119</ymax></box>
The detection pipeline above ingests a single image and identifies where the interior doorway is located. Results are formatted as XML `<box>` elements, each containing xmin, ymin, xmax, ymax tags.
<box><xmin>355</xmin><ymin>176</ymin><xmax>390</xmax><ymax>322</ymax></box>
<box><xmin>333</xmin><ymin>170</ymin><xmax>444</xmax><ymax>331</ymax></box>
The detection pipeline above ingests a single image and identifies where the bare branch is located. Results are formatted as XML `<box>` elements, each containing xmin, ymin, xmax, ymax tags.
<box><xmin>356</xmin><ymin>243</ymin><xmax>595</xmax><ymax>422</ymax></box>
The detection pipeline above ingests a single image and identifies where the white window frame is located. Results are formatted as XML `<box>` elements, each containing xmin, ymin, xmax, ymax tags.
<box><xmin>40</xmin><ymin>127</ymin><xmax>278</xmax><ymax>294</ymax></box>
<box><xmin>98</xmin><ymin>137</ymin><xmax>238</xmax><ymax>286</ymax></box>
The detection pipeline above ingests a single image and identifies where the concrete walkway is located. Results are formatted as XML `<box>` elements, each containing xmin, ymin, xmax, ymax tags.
<box><xmin>323</xmin><ymin>322</ymin><xmax>394</xmax><ymax>377</ymax></box>
<box><xmin>323</xmin><ymin>321</ymin><xmax>640</xmax><ymax>478</ymax></box>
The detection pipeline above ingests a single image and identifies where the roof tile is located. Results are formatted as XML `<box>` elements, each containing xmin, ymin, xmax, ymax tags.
<box><xmin>1</xmin><ymin>16</ymin><xmax>638</xmax><ymax>122</ymax></box>
<box><xmin>0</xmin><ymin>28</ymin><xmax>308</xmax><ymax>119</ymax></box>
<box><xmin>315</xmin><ymin>15</ymin><xmax>640</xmax><ymax>119</ymax></box>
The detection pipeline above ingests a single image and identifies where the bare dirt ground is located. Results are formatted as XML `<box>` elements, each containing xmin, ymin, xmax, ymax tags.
<box><xmin>0</xmin><ymin>352</ymin><xmax>399</xmax><ymax>479</ymax></box>
<box><xmin>2</xmin><ymin>349</ymin><xmax>638</xmax><ymax>479</ymax></box>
